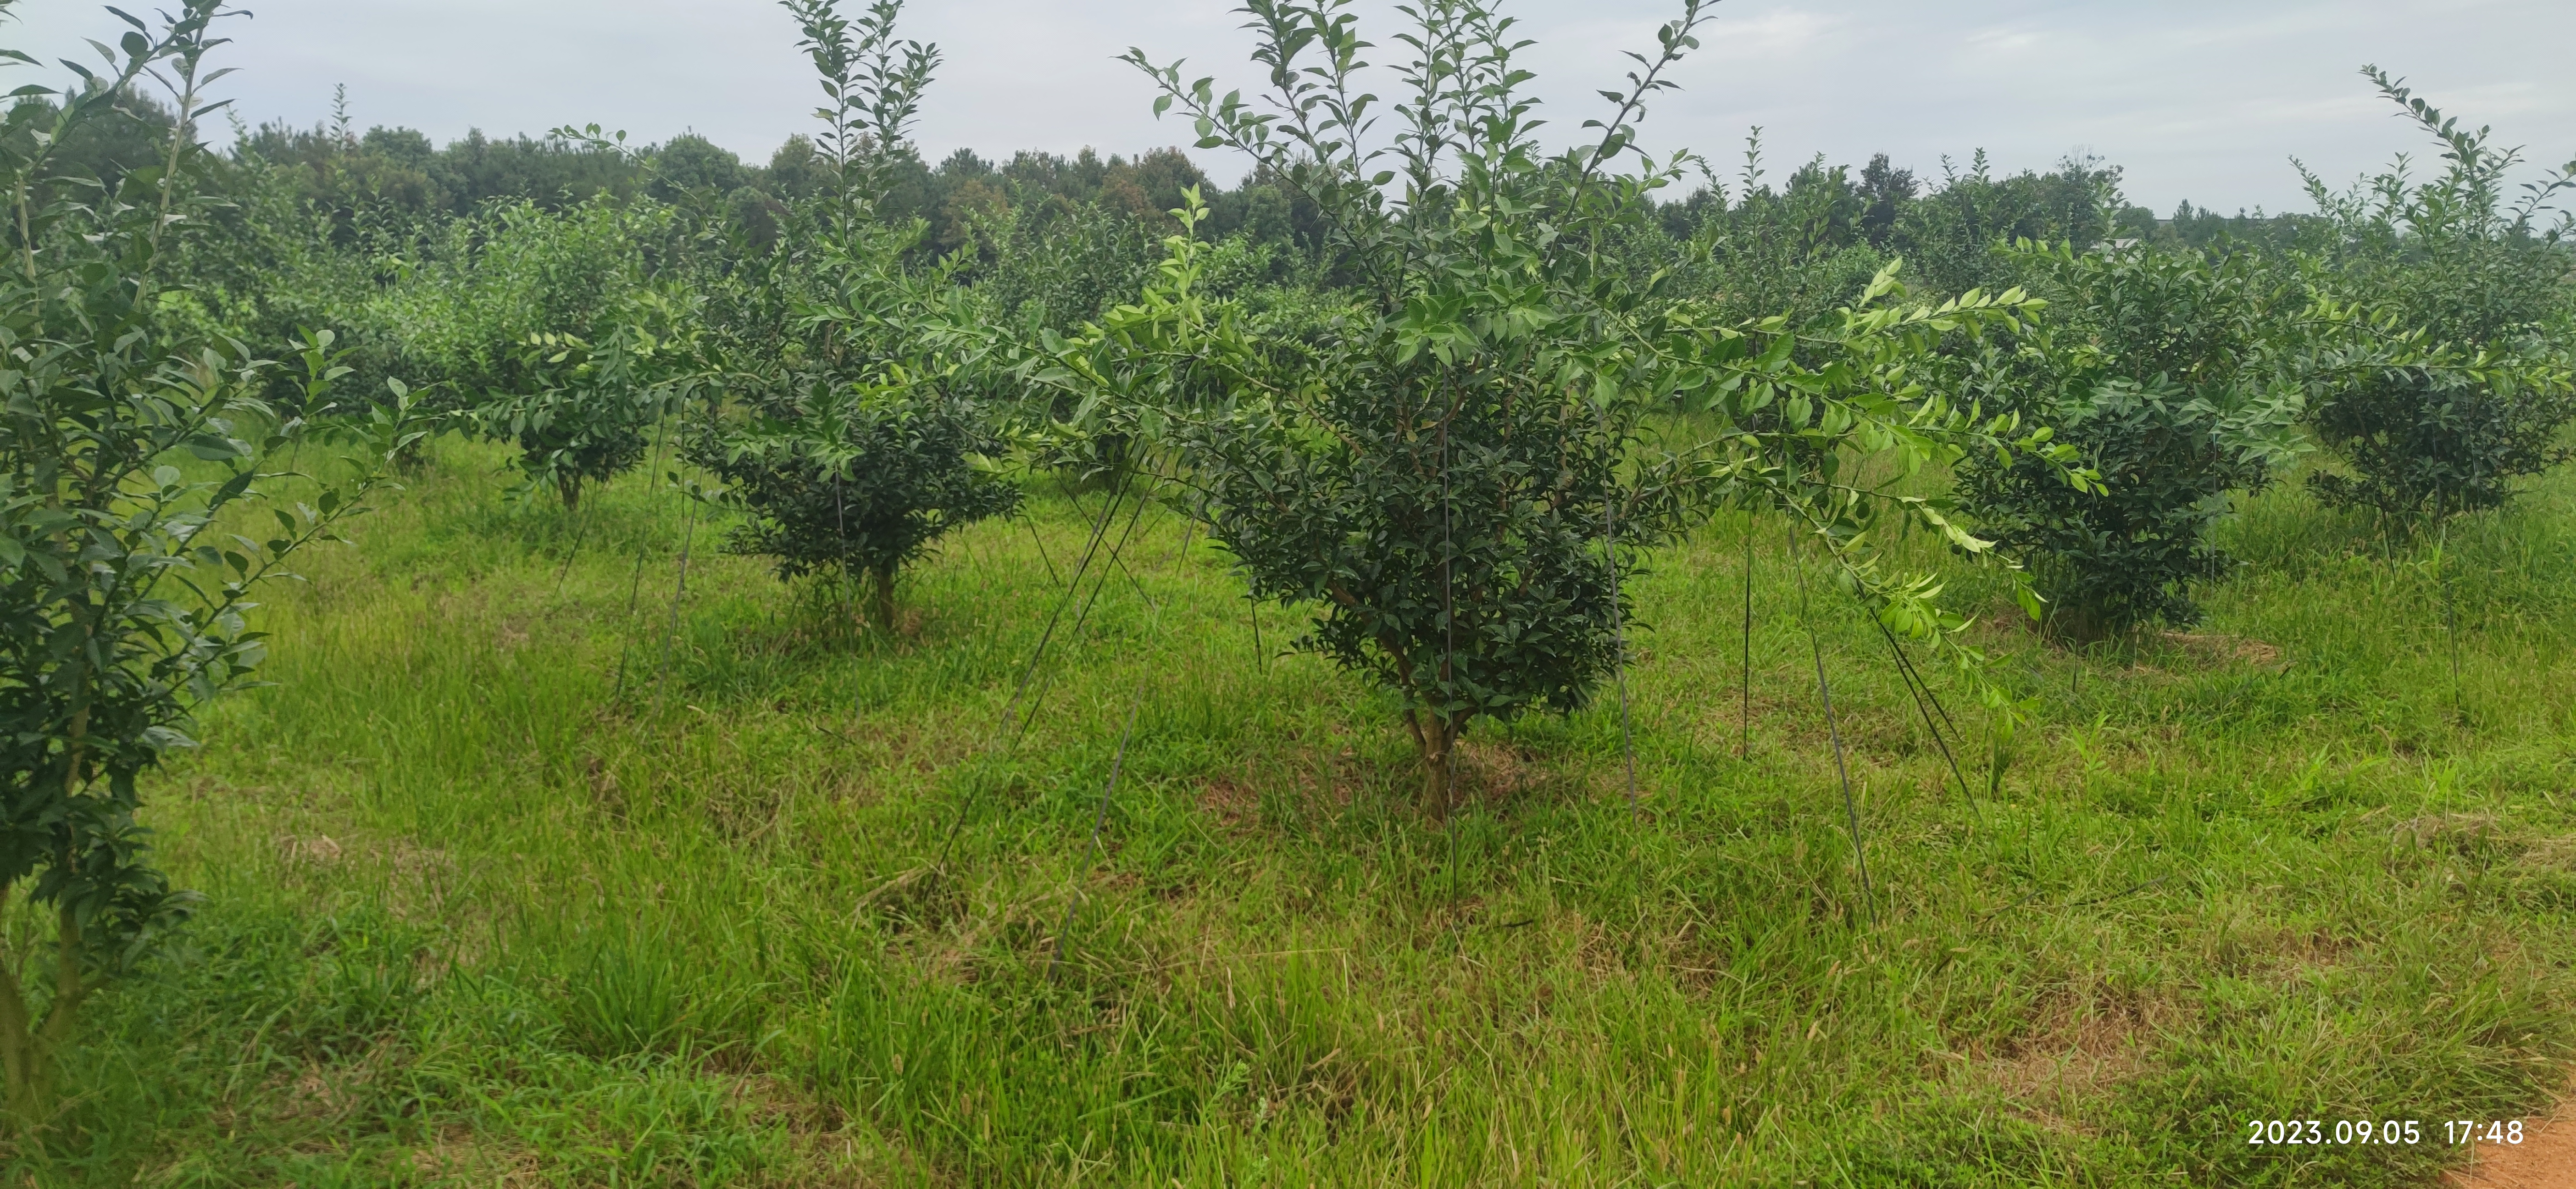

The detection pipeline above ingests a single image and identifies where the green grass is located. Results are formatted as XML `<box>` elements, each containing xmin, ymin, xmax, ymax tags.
<box><xmin>13</xmin><ymin>436</ymin><xmax>2576</xmax><ymax>1185</ymax></box>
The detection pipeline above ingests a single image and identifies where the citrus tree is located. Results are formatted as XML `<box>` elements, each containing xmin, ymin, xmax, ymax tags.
<box><xmin>1120</xmin><ymin>0</ymin><xmax>2076</xmax><ymax>811</ymax></box>
<box><xmin>685</xmin><ymin>0</ymin><xmax>1020</xmax><ymax>630</ymax></box>
<box><xmin>1946</xmin><ymin>242</ymin><xmax>2307</xmax><ymax>639</ymax></box>
<box><xmin>0</xmin><ymin>1</ymin><xmax>419</xmax><ymax>1129</ymax></box>
<box><xmin>472</xmin><ymin>289</ymin><xmax>700</xmax><ymax>510</ymax></box>
<box><xmin>2298</xmin><ymin>67</ymin><xmax>2576</xmax><ymax>516</ymax></box>
<box><xmin>701</xmin><ymin>364</ymin><xmax>1018</xmax><ymax>631</ymax></box>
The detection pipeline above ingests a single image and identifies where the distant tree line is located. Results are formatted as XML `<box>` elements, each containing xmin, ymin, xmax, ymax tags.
<box><xmin>10</xmin><ymin>83</ymin><xmax>2352</xmax><ymax>312</ymax></box>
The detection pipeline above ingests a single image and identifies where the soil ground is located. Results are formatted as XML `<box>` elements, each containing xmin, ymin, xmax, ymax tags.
<box><xmin>2448</xmin><ymin>1093</ymin><xmax>2576</xmax><ymax>1189</ymax></box>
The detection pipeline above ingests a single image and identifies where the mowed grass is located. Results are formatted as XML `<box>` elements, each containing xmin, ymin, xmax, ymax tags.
<box><xmin>16</xmin><ymin>434</ymin><xmax>2576</xmax><ymax>1186</ymax></box>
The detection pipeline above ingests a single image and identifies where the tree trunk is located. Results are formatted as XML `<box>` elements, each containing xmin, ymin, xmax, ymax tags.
<box><xmin>0</xmin><ymin>889</ymin><xmax>33</xmax><ymax>1129</ymax></box>
<box><xmin>1409</xmin><ymin>709</ymin><xmax>1461</xmax><ymax>818</ymax></box>
<box><xmin>0</xmin><ymin>893</ymin><xmax>81</xmax><ymax>1139</ymax></box>
<box><xmin>2041</xmin><ymin>598</ymin><xmax>2108</xmax><ymax>647</ymax></box>
<box><xmin>869</xmin><ymin>564</ymin><xmax>899</xmax><ymax>634</ymax></box>
<box><xmin>557</xmin><ymin>472</ymin><xmax>582</xmax><ymax>512</ymax></box>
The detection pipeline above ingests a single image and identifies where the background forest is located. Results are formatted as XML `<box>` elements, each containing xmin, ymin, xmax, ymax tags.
<box><xmin>82</xmin><ymin>83</ymin><xmax>2295</xmax><ymax>383</ymax></box>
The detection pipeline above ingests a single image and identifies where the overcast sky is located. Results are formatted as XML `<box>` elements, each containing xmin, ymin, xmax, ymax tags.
<box><xmin>8</xmin><ymin>0</ymin><xmax>2573</xmax><ymax>215</ymax></box>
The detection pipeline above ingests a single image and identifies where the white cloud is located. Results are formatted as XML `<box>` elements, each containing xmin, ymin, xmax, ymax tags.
<box><xmin>1960</xmin><ymin>27</ymin><xmax>2047</xmax><ymax>56</ymax></box>
<box><xmin>1697</xmin><ymin>9</ymin><xmax>1839</xmax><ymax>58</ymax></box>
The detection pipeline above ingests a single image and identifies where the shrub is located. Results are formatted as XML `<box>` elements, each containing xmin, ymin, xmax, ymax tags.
<box><xmin>1122</xmin><ymin>0</ymin><xmax>2066</xmax><ymax>809</ymax></box>
<box><xmin>0</xmin><ymin>3</ymin><xmax>417</xmax><ymax>1129</ymax></box>
<box><xmin>2306</xmin><ymin>364</ymin><xmax>2571</xmax><ymax>515</ymax></box>
<box><xmin>470</xmin><ymin>291</ymin><xmax>700</xmax><ymax>510</ymax></box>
<box><xmin>1107</xmin><ymin>1</ymin><xmax>1728</xmax><ymax>811</ymax></box>
<box><xmin>371</xmin><ymin>194</ymin><xmax>669</xmax><ymax>402</ymax></box>
<box><xmin>1668</xmin><ymin>139</ymin><xmax>1894</xmax><ymax>324</ymax></box>
<box><xmin>699</xmin><ymin>373</ymin><xmax>1019</xmax><ymax>630</ymax></box>
<box><xmin>1950</xmin><ymin>243</ymin><xmax>2304</xmax><ymax>639</ymax></box>
<box><xmin>2298</xmin><ymin>66</ymin><xmax>2576</xmax><ymax>517</ymax></box>
<box><xmin>1891</xmin><ymin>152</ymin><xmax>2130</xmax><ymax>300</ymax></box>
<box><xmin>686</xmin><ymin>0</ymin><xmax>1019</xmax><ymax>630</ymax></box>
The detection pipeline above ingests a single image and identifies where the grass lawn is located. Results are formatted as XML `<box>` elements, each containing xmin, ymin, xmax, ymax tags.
<box><xmin>17</xmin><ymin>436</ymin><xmax>2576</xmax><ymax>1186</ymax></box>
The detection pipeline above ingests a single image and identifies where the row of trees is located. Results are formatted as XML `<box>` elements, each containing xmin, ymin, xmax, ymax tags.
<box><xmin>0</xmin><ymin>0</ymin><xmax>426</xmax><ymax>1134</ymax></box>
<box><xmin>0</xmin><ymin>0</ymin><xmax>2569</xmax><ymax>1143</ymax></box>
<box><xmin>1952</xmin><ymin>72</ymin><xmax>2576</xmax><ymax>633</ymax></box>
<box><xmin>333</xmin><ymin>0</ymin><xmax>2563</xmax><ymax>782</ymax></box>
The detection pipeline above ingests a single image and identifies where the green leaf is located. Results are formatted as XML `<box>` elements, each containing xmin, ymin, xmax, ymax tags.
<box><xmin>184</xmin><ymin>435</ymin><xmax>243</xmax><ymax>462</ymax></box>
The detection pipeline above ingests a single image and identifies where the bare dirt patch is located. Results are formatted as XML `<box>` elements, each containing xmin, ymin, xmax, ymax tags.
<box><xmin>1455</xmin><ymin>738</ymin><xmax>1544</xmax><ymax>805</ymax></box>
<box><xmin>1198</xmin><ymin>772</ymin><xmax>1262</xmax><ymax>832</ymax></box>
<box><xmin>2446</xmin><ymin>1098</ymin><xmax>2576</xmax><ymax>1189</ymax></box>
<box><xmin>1980</xmin><ymin>991</ymin><xmax>2168</xmax><ymax>1118</ymax></box>
<box><xmin>275</xmin><ymin>833</ymin><xmax>345</xmax><ymax>867</ymax></box>
<box><xmin>2157</xmin><ymin>631</ymin><xmax>2283</xmax><ymax>668</ymax></box>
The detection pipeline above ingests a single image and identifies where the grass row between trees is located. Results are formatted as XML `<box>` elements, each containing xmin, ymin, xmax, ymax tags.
<box><xmin>28</xmin><ymin>436</ymin><xmax>2576</xmax><ymax>1185</ymax></box>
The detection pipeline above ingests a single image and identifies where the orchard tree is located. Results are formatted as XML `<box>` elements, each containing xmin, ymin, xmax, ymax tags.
<box><xmin>378</xmin><ymin>188</ymin><xmax>683</xmax><ymax>511</ymax></box>
<box><xmin>1121</xmin><ymin>0</ymin><xmax>2075</xmax><ymax>811</ymax></box>
<box><xmin>473</xmin><ymin>290</ymin><xmax>701</xmax><ymax>511</ymax></box>
<box><xmin>0</xmin><ymin>1</ymin><xmax>419</xmax><ymax>1130</ymax></box>
<box><xmin>2299</xmin><ymin>67</ymin><xmax>2576</xmax><ymax>517</ymax></box>
<box><xmin>702</xmin><ymin>368</ymin><xmax>1017</xmax><ymax>631</ymax></box>
<box><xmin>1947</xmin><ymin>242</ymin><xmax>2307</xmax><ymax>640</ymax></box>
<box><xmin>688</xmin><ymin>0</ymin><xmax>1020</xmax><ymax>630</ymax></box>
